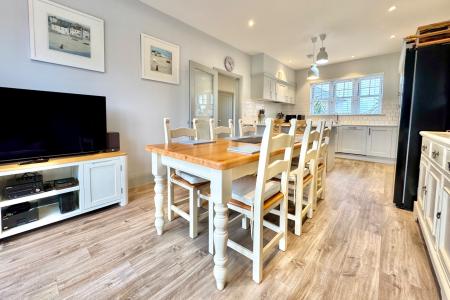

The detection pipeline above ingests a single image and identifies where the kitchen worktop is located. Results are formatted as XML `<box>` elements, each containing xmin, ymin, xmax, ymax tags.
<box><xmin>257</xmin><ymin>122</ymin><xmax>398</xmax><ymax>127</ymax></box>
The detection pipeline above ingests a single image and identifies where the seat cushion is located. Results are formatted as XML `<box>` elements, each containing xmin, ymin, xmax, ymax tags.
<box><xmin>175</xmin><ymin>170</ymin><xmax>209</xmax><ymax>185</ymax></box>
<box><xmin>231</xmin><ymin>175</ymin><xmax>280</xmax><ymax>207</ymax></box>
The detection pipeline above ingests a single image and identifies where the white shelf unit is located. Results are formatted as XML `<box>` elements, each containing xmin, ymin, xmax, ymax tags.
<box><xmin>0</xmin><ymin>152</ymin><xmax>128</xmax><ymax>239</ymax></box>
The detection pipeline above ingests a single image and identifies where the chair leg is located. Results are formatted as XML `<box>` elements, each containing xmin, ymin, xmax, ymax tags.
<box><xmin>252</xmin><ymin>216</ymin><xmax>263</xmax><ymax>283</ymax></box>
<box><xmin>208</xmin><ymin>197</ymin><xmax>214</xmax><ymax>255</ymax></box>
<box><xmin>279</xmin><ymin>196</ymin><xmax>288</xmax><ymax>250</ymax></box>
<box><xmin>167</xmin><ymin>170</ymin><xmax>174</xmax><ymax>222</ymax></box>
<box><xmin>242</xmin><ymin>215</ymin><xmax>249</xmax><ymax>229</ymax></box>
<box><xmin>294</xmin><ymin>183</ymin><xmax>303</xmax><ymax>236</ymax></box>
<box><xmin>307</xmin><ymin>181</ymin><xmax>314</xmax><ymax>219</ymax></box>
<box><xmin>321</xmin><ymin>165</ymin><xmax>327</xmax><ymax>200</ymax></box>
<box><xmin>189</xmin><ymin>188</ymin><xmax>198</xmax><ymax>239</ymax></box>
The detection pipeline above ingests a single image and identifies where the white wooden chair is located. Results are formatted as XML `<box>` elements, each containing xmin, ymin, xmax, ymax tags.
<box><xmin>163</xmin><ymin>118</ymin><xmax>211</xmax><ymax>239</ymax></box>
<box><xmin>209</xmin><ymin>118</ymin><xmax>233</xmax><ymax>140</ymax></box>
<box><xmin>270</xmin><ymin>120</ymin><xmax>320</xmax><ymax>236</ymax></box>
<box><xmin>239</xmin><ymin>119</ymin><xmax>257</xmax><ymax>136</ymax></box>
<box><xmin>315</xmin><ymin>122</ymin><xmax>331</xmax><ymax>205</ymax></box>
<box><xmin>225</xmin><ymin>118</ymin><xmax>296</xmax><ymax>283</ymax></box>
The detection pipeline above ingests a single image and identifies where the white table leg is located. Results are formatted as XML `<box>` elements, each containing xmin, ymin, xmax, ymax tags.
<box><xmin>211</xmin><ymin>169</ymin><xmax>232</xmax><ymax>290</ymax></box>
<box><xmin>152</xmin><ymin>153</ymin><xmax>165</xmax><ymax>235</ymax></box>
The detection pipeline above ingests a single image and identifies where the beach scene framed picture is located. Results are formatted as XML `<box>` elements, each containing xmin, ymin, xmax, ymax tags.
<box><xmin>28</xmin><ymin>0</ymin><xmax>105</xmax><ymax>72</ymax></box>
<box><xmin>141</xmin><ymin>33</ymin><xmax>180</xmax><ymax>85</ymax></box>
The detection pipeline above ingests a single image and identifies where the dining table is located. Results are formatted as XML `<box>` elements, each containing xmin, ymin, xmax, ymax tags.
<box><xmin>145</xmin><ymin>138</ymin><xmax>302</xmax><ymax>290</ymax></box>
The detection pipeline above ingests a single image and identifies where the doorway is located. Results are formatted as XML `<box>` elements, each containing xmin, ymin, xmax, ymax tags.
<box><xmin>189</xmin><ymin>61</ymin><xmax>241</xmax><ymax>139</ymax></box>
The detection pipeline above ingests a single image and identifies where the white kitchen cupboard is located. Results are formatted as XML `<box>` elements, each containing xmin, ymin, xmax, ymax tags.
<box><xmin>337</xmin><ymin>126</ymin><xmax>368</xmax><ymax>155</ymax></box>
<box><xmin>415</xmin><ymin>131</ymin><xmax>450</xmax><ymax>299</ymax></box>
<box><xmin>251</xmin><ymin>73</ymin><xmax>296</xmax><ymax>104</ymax></box>
<box><xmin>366</xmin><ymin>127</ymin><xmax>394</xmax><ymax>157</ymax></box>
<box><xmin>84</xmin><ymin>157</ymin><xmax>123</xmax><ymax>209</ymax></box>
<box><xmin>337</xmin><ymin>125</ymin><xmax>398</xmax><ymax>159</ymax></box>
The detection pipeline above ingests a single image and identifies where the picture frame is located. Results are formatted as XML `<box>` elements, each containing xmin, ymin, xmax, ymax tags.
<box><xmin>28</xmin><ymin>0</ymin><xmax>105</xmax><ymax>72</ymax></box>
<box><xmin>141</xmin><ymin>33</ymin><xmax>180</xmax><ymax>85</ymax></box>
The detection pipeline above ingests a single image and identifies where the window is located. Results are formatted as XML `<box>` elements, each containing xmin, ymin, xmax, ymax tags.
<box><xmin>311</xmin><ymin>82</ymin><xmax>331</xmax><ymax>115</ymax></box>
<box><xmin>310</xmin><ymin>74</ymin><xmax>383</xmax><ymax>115</ymax></box>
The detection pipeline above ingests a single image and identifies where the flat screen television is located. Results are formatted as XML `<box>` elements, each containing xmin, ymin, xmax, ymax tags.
<box><xmin>0</xmin><ymin>87</ymin><xmax>107</xmax><ymax>163</ymax></box>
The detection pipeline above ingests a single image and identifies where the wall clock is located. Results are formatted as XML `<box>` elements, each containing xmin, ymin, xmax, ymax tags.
<box><xmin>224</xmin><ymin>56</ymin><xmax>234</xmax><ymax>72</ymax></box>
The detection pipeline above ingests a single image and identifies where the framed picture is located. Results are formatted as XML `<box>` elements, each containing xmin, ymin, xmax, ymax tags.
<box><xmin>28</xmin><ymin>0</ymin><xmax>105</xmax><ymax>72</ymax></box>
<box><xmin>141</xmin><ymin>33</ymin><xmax>180</xmax><ymax>84</ymax></box>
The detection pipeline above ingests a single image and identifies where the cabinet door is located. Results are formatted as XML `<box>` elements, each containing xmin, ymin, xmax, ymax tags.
<box><xmin>424</xmin><ymin>166</ymin><xmax>440</xmax><ymax>240</ymax></box>
<box><xmin>84</xmin><ymin>158</ymin><xmax>122</xmax><ymax>209</ymax></box>
<box><xmin>438</xmin><ymin>186</ymin><xmax>450</xmax><ymax>279</ymax></box>
<box><xmin>263</xmin><ymin>76</ymin><xmax>273</xmax><ymax>100</ymax></box>
<box><xmin>337</xmin><ymin>126</ymin><xmax>367</xmax><ymax>154</ymax></box>
<box><xmin>366</xmin><ymin>127</ymin><xmax>393</xmax><ymax>158</ymax></box>
<box><xmin>276</xmin><ymin>82</ymin><xmax>288</xmax><ymax>103</ymax></box>
<box><xmin>417</xmin><ymin>159</ymin><xmax>428</xmax><ymax>212</ymax></box>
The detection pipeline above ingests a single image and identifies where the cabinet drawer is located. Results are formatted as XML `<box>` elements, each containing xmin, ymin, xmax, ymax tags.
<box><xmin>430</xmin><ymin>142</ymin><xmax>445</xmax><ymax>167</ymax></box>
<box><xmin>422</xmin><ymin>138</ymin><xmax>431</xmax><ymax>155</ymax></box>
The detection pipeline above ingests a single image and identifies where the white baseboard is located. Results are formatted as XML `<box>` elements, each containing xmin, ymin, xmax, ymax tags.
<box><xmin>335</xmin><ymin>153</ymin><xmax>396</xmax><ymax>164</ymax></box>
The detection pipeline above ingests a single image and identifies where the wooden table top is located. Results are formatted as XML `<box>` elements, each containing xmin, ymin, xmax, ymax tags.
<box><xmin>145</xmin><ymin>139</ymin><xmax>301</xmax><ymax>170</ymax></box>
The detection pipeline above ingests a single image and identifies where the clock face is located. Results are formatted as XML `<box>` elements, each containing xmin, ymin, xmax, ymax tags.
<box><xmin>224</xmin><ymin>56</ymin><xmax>234</xmax><ymax>72</ymax></box>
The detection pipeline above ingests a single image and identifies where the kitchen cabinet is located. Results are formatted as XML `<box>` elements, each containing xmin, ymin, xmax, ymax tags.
<box><xmin>337</xmin><ymin>126</ymin><xmax>368</xmax><ymax>155</ymax></box>
<box><xmin>415</xmin><ymin>131</ymin><xmax>450</xmax><ymax>299</ymax></box>
<box><xmin>337</xmin><ymin>125</ymin><xmax>398</xmax><ymax>159</ymax></box>
<box><xmin>251</xmin><ymin>73</ymin><xmax>296</xmax><ymax>104</ymax></box>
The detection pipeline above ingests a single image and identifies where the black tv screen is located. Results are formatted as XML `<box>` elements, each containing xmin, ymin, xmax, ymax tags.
<box><xmin>0</xmin><ymin>87</ymin><xmax>107</xmax><ymax>163</ymax></box>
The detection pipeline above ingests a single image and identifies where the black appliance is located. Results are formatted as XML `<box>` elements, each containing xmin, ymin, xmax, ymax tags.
<box><xmin>285</xmin><ymin>115</ymin><xmax>297</xmax><ymax>122</ymax></box>
<box><xmin>393</xmin><ymin>43</ymin><xmax>450</xmax><ymax>210</ymax></box>
<box><xmin>4</xmin><ymin>173</ymin><xmax>44</xmax><ymax>200</ymax></box>
<box><xmin>53</xmin><ymin>177</ymin><xmax>79</xmax><ymax>190</ymax></box>
<box><xmin>2</xmin><ymin>202</ymin><xmax>39</xmax><ymax>230</ymax></box>
<box><xmin>0</xmin><ymin>87</ymin><xmax>107</xmax><ymax>164</ymax></box>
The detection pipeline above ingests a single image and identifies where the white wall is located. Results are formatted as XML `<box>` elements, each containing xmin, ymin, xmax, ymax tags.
<box><xmin>284</xmin><ymin>52</ymin><xmax>401</xmax><ymax>125</ymax></box>
<box><xmin>0</xmin><ymin>0</ymin><xmax>257</xmax><ymax>186</ymax></box>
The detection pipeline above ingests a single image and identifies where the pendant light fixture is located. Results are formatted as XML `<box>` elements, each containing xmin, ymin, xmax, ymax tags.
<box><xmin>307</xmin><ymin>37</ymin><xmax>320</xmax><ymax>80</ymax></box>
<box><xmin>316</xmin><ymin>33</ymin><xmax>329</xmax><ymax>65</ymax></box>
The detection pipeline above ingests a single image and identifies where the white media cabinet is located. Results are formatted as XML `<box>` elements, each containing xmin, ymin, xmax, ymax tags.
<box><xmin>415</xmin><ymin>131</ymin><xmax>450</xmax><ymax>299</ymax></box>
<box><xmin>0</xmin><ymin>152</ymin><xmax>128</xmax><ymax>239</ymax></box>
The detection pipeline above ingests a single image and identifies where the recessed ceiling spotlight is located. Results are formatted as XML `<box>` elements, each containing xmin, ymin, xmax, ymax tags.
<box><xmin>351</xmin><ymin>55</ymin><xmax>355</xmax><ymax>58</ymax></box>
<box><xmin>248</xmin><ymin>19</ymin><xmax>255</xmax><ymax>27</ymax></box>
<box><xmin>390</xmin><ymin>34</ymin><xmax>396</xmax><ymax>39</ymax></box>
<box><xmin>388</xmin><ymin>5</ymin><xmax>397</xmax><ymax>12</ymax></box>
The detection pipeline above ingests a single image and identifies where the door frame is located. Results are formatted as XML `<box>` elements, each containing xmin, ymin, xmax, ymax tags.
<box><xmin>189</xmin><ymin>60</ymin><xmax>218</xmax><ymax>127</ymax></box>
<box><xmin>214</xmin><ymin>67</ymin><xmax>242</xmax><ymax>136</ymax></box>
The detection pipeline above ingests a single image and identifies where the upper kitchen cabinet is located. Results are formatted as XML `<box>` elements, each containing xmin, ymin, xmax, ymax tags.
<box><xmin>251</xmin><ymin>54</ymin><xmax>296</xmax><ymax>104</ymax></box>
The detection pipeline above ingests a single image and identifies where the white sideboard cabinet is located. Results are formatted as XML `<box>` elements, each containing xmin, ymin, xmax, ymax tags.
<box><xmin>415</xmin><ymin>131</ymin><xmax>450</xmax><ymax>299</ymax></box>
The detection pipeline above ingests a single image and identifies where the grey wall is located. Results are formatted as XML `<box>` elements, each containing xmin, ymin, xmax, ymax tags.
<box><xmin>0</xmin><ymin>0</ymin><xmax>253</xmax><ymax>186</ymax></box>
<box><xmin>283</xmin><ymin>52</ymin><xmax>401</xmax><ymax>125</ymax></box>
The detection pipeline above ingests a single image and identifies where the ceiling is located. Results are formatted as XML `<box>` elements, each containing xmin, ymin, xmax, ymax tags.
<box><xmin>140</xmin><ymin>0</ymin><xmax>450</xmax><ymax>69</ymax></box>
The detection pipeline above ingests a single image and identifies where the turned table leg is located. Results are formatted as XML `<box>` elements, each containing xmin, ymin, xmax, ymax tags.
<box><xmin>211</xmin><ymin>169</ymin><xmax>231</xmax><ymax>290</ymax></box>
<box><xmin>152</xmin><ymin>153</ymin><xmax>165</xmax><ymax>235</ymax></box>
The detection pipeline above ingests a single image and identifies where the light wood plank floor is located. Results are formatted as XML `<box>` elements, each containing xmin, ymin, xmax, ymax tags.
<box><xmin>0</xmin><ymin>159</ymin><xmax>440</xmax><ymax>299</ymax></box>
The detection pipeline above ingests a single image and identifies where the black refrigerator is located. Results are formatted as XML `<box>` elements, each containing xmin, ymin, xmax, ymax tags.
<box><xmin>394</xmin><ymin>43</ymin><xmax>450</xmax><ymax>210</ymax></box>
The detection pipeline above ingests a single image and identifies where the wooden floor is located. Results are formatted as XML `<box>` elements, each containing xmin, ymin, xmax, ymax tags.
<box><xmin>0</xmin><ymin>159</ymin><xmax>440</xmax><ymax>299</ymax></box>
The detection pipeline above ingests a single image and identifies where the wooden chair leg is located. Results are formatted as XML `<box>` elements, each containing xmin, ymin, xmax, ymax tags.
<box><xmin>279</xmin><ymin>196</ymin><xmax>288</xmax><ymax>250</ymax></box>
<box><xmin>242</xmin><ymin>215</ymin><xmax>249</xmax><ymax>229</ymax></box>
<box><xmin>208</xmin><ymin>197</ymin><xmax>214</xmax><ymax>254</ymax></box>
<box><xmin>307</xmin><ymin>181</ymin><xmax>314</xmax><ymax>219</ymax></box>
<box><xmin>252</xmin><ymin>216</ymin><xmax>263</xmax><ymax>283</ymax></box>
<box><xmin>189</xmin><ymin>188</ymin><xmax>198</xmax><ymax>239</ymax></box>
<box><xmin>294</xmin><ymin>182</ymin><xmax>303</xmax><ymax>236</ymax></box>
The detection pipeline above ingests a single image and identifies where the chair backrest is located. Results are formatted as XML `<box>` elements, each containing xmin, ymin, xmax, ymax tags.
<box><xmin>239</xmin><ymin>119</ymin><xmax>257</xmax><ymax>136</ymax></box>
<box><xmin>318</xmin><ymin>121</ymin><xmax>331</xmax><ymax>161</ymax></box>
<box><xmin>295</xmin><ymin>120</ymin><xmax>319</xmax><ymax>178</ymax></box>
<box><xmin>164</xmin><ymin>117</ymin><xmax>197</xmax><ymax>144</ymax></box>
<box><xmin>253</xmin><ymin>118</ymin><xmax>296</xmax><ymax>213</ymax></box>
<box><xmin>209</xmin><ymin>118</ymin><xmax>233</xmax><ymax>140</ymax></box>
